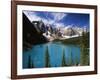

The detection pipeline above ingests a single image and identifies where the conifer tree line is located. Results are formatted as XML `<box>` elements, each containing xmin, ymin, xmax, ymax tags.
<box><xmin>80</xmin><ymin>32</ymin><xmax>89</xmax><ymax>65</ymax></box>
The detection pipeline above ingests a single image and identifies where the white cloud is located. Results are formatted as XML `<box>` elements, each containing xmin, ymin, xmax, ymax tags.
<box><xmin>54</xmin><ymin>23</ymin><xmax>65</xmax><ymax>28</ymax></box>
<box><xmin>51</xmin><ymin>12</ymin><xmax>67</xmax><ymax>22</ymax></box>
<box><xmin>23</xmin><ymin>11</ymin><xmax>42</xmax><ymax>22</ymax></box>
<box><xmin>23</xmin><ymin>11</ymin><xmax>54</xmax><ymax>24</ymax></box>
<box><xmin>23</xmin><ymin>11</ymin><xmax>67</xmax><ymax>28</ymax></box>
<box><xmin>65</xmin><ymin>24</ymin><xmax>73</xmax><ymax>28</ymax></box>
<box><xmin>42</xmin><ymin>19</ymin><xmax>54</xmax><ymax>25</ymax></box>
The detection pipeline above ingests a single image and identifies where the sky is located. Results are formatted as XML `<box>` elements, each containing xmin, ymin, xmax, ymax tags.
<box><xmin>23</xmin><ymin>10</ymin><xmax>90</xmax><ymax>29</ymax></box>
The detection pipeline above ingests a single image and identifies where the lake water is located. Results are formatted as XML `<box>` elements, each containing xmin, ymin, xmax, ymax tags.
<box><xmin>23</xmin><ymin>41</ymin><xmax>81</xmax><ymax>68</ymax></box>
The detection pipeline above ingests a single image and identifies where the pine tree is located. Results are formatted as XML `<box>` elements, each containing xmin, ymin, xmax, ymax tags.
<box><xmin>28</xmin><ymin>55</ymin><xmax>34</xmax><ymax>68</ymax></box>
<box><xmin>61</xmin><ymin>49</ymin><xmax>66</xmax><ymax>66</ymax></box>
<box><xmin>69</xmin><ymin>48</ymin><xmax>73</xmax><ymax>66</ymax></box>
<box><xmin>28</xmin><ymin>55</ymin><xmax>31</xmax><ymax>68</ymax></box>
<box><xmin>75</xmin><ymin>52</ymin><xmax>79</xmax><ymax>66</ymax></box>
<box><xmin>31</xmin><ymin>61</ymin><xmax>34</xmax><ymax>68</ymax></box>
<box><xmin>45</xmin><ymin>46</ymin><xmax>51</xmax><ymax>67</ymax></box>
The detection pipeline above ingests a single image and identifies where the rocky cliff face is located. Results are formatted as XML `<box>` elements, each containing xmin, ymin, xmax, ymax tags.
<box><xmin>23</xmin><ymin>13</ymin><xmax>48</xmax><ymax>50</ymax></box>
<box><xmin>64</xmin><ymin>28</ymin><xmax>79</xmax><ymax>36</ymax></box>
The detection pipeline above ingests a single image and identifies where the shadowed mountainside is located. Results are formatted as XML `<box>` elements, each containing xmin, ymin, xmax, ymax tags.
<box><xmin>23</xmin><ymin>13</ymin><xmax>48</xmax><ymax>50</ymax></box>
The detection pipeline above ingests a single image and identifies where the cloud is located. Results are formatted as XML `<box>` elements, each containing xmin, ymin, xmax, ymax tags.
<box><xmin>23</xmin><ymin>11</ymin><xmax>42</xmax><ymax>22</ymax></box>
<box><xmin>51</xmin><ymin>12</ymin><xmax>67</xmax><ymax>22</ymax></box>
<box><xmin>23</xmin><ymin>11</ymin><xmax>66</xmax><ymax>28</ymax></box>
<box><xmin>44</xmin><ymin>12</ymin><xmax>67</xmax><ymax>26</ymax></box>
<box><xmin>23</xmin><ymin>11</ymin><xmax>54</xmax><ymax>25</ymax></box>
<box><xmin>54</xmin><ymin>23</ymin><xmax>65</xmax><ymax>28</ymax></box>
<box><xmin>42</xmin><ymin>19</ymin><xmax>54</xmax><ymax>25</ymax></box>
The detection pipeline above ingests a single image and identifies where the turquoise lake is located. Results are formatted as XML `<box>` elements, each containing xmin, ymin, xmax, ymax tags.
<box><xmin>23</xmin><ymin>42</ymin><xmax>81</xmax><ymax>68</ymax></box>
